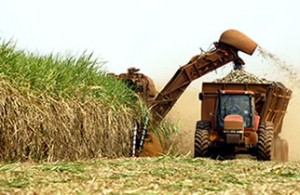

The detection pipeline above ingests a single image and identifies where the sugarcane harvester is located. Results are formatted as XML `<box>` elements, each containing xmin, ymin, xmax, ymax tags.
<box><xmin>112</xmin><ymin>29</ymin><xmax>291</xmax><ymax>160</ymax></box>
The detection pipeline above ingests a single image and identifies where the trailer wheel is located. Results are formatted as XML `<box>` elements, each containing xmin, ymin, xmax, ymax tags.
<box><xmin>194</xmin><ymin>121</ymin><xmax>211</xmax><ymax>158</ymax></box>
<box><xmin>280</xmin><ymin>139</ymin><xmax>289</xmax><ymax>162</ymax></box>
<box><xmin>273</xmin><ymin>138</ymin><xmax>289</xmax><ymax>162</ymax></box>
<box><xmin>257</xmin><ymin>122</ymin><xmax>274</xmax><ymax>161</ymax></box>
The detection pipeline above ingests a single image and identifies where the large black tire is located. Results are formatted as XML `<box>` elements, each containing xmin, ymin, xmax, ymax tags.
<box><xmin>194</xmin><ymin>121</ymin><xmax>211</xmax><ymax>158</ymax></box>
<box><xmin>257</xmin><ymin>121</ymin><xmax>274</xmax><ymax>161</ymax></box>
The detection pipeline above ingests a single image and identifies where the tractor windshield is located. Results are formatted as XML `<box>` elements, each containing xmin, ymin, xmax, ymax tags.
<box><xmin>217</xmin><ymin>94</ymin><xmax>252</xmax><ymax>128</ymax></box>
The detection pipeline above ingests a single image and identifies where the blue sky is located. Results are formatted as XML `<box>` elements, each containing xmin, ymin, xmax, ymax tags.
<box><xmin>1</xmin><ymin>0</ymin><xmax>299</xmax><ymax>87</ymax></box>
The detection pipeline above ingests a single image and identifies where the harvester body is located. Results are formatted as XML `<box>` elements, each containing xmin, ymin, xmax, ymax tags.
<box><xmin>112</xmin><ymin>67</ymin><xmax>156</xmax><ymax>105</ymax></box>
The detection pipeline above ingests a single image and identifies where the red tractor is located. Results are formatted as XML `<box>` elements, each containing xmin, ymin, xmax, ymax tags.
<box><xmin>196</xmin><ymin>82</ymin><xmax>291</xmax><ymax>161</ymax></box>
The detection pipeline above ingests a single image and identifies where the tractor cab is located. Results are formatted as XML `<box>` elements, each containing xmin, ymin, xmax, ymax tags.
<box><xmin>216</xmin><ymin>90</ymin><xmax>255</xmax><ymax>129</ymax></box>
<box><xmin>214</xmin><ymin>90</ymin><xmax>257</xmax><ymax>145</ymax></box>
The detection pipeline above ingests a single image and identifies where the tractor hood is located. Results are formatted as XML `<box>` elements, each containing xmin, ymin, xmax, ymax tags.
<box><xmin>223</xmin><ymin>114</ymin><xmax>244</xmax><ymax>130</ymax></box>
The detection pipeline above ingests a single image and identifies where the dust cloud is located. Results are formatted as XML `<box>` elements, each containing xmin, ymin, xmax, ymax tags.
<box><xmin>165</xmin><ymin>88</ymin><xmax>200</xmax><ymax>156</ymax></box>
<box><xmin>158</xmin><ymin>46</ymin><xmax>300</xmax><ymax>161</ymax></box>
<box><xmin>281</xmin><ymin>91</ymin><xmax>300</xmax><ymax>161</ymax></box>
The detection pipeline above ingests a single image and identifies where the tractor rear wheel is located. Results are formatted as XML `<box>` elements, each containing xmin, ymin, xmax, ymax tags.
<box><xmin>257</xmin><ymin>122</ymin><xmax>274</xmax><ymax>160</ymax></box>
<box><xmin>194</xmin><ymin>121</ymin><xmax>211</xmax><ymax>158</ymax></box>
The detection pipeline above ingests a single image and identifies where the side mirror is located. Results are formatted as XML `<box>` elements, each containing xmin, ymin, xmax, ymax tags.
<box><xmin>199</xmin><ymin>92</ymin><xmax>204</xmax><ymax>101</ymax></box>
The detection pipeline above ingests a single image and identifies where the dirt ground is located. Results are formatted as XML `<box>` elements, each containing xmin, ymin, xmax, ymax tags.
<box><xmin>165</xmin><ymin>86</ymin><xmax>300</xmax><ymax>161</ymax></box>
<box><xmin>1</xmin><ymin>157</ymin><xmax>299</xmax><ymax>194</ymax></box>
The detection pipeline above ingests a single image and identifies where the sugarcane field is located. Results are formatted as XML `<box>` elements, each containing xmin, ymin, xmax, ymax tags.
<box><xmin>1</xmin><ymin>1</ymin><xmax>300</xmax><ymax>194</ymax></box>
